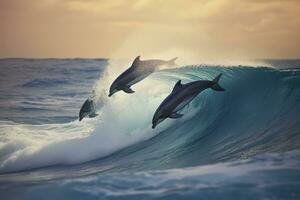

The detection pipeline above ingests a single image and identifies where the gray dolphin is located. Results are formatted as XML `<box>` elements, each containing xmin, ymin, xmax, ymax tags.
<box><xmin>79</xmin><ymin>98</ymin><xmax>98</xmax><ymax>121</ymax></box>
<box><xmin>109</xmin><ymin>56</ymin><xmax>177</xmax><ymax>97</ymax></box>
<box><xmin>152</xmin><ymin>74</ymin><xmax>225</xmax><ymax>128</ymax></box>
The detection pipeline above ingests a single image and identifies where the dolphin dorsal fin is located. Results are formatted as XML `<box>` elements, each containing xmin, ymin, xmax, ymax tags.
<box><xmin>131</xmin><ymin>56</ymin><xmax>141</xmax><ymax>69</ymax></box>
<box><xmin>172</xmin><ymin>80</ymin><xmax>182</xmax><ymax>93</ymax></box>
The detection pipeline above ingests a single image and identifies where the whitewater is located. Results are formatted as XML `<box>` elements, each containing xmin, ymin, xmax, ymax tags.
<box><xmin>0</xmin><ymin>58</ymin><xmax>299</xmax><ymax>200</ymax></box>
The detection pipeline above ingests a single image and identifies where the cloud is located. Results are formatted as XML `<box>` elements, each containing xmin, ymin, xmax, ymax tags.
<box><xmin>0</xmin><ymin>0</ymin><xmax>299</xmax><ymax>59</ymax></box>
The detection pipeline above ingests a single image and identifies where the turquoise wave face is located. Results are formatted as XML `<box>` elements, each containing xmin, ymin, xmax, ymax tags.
<box><xmin>83</xmin><ymin>66</ymin><xmax>300</xmax><ymax>172</ymax></box>
<box><xmin>1</xmin><ymin>64</ymin><xmax>299</xmax><ymax>176</ymax></box>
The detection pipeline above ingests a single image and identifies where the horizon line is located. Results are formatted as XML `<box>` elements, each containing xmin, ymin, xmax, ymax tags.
<box><xmin>0</xmin><ymin>57</ymin><xmax>300</xmax><ymax>61</ymax></box>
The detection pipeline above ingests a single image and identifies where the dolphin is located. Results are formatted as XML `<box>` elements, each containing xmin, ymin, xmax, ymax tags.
<box><xmin>108</xmin><ymin>56</ymin><xmax>177</xmax><ymax>97</ymax></box>
<box><xmin>152</xmin><ymin>73</ymin><xmax>225</xmax><ymax>128</ymax></box>
<box><xmin>79</xmin><ymin>98</ymin><xmax>98</xmax><ymax>121</ymax></box>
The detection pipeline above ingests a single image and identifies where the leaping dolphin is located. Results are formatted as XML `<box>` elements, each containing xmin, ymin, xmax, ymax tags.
<box><xmin>109</xmin><ymin>56</ymin><xmax>177</xmax><ymax>97</ymax></box>
<box><xmin>152</xmin><ymin>74</ymin><xmax>225</xmax><ymax>128</ymax></box>
<box><xmin>79</xmin><ymin>98</ymin><xmax>98</xmax><ymax>121</ymax></box>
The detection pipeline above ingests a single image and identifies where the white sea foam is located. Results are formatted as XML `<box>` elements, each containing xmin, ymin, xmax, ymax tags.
<box><xmin>0</xmin><ymin>60</ymin><xmax>182</xmax><ymax>173</ymax></box>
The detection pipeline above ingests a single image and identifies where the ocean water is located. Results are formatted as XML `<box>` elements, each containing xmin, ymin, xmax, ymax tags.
<box><xmin>0</xmin><ymin>58</ymin><xmax>299</xmax><ymax>200</ymax></box>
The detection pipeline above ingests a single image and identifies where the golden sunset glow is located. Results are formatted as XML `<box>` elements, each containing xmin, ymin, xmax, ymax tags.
<box><xmin>1</xmin><ymin>0</ymin><xmax>300</xmax><ymax>59</ymax></box>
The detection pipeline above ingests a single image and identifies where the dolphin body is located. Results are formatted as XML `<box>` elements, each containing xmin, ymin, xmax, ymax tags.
<box><xmin>152</xmin><ymin>74</ymin><xmax>225</xmax><ymax>128</ymax></box>
<box><xmin>109</xmin><ymin>56</ymin><xmax>177</xmax><ymax>97</ymax></box>
<box><xmin>79</xmin><ymin>98</ymin><xmax>98</xmax><ymax>121</ymax></box>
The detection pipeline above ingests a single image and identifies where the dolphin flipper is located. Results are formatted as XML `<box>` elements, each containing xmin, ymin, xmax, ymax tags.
<box><xmin>123</xmin><ymin>87</ymin><xmax>135</xmax><ymax>94</ymax></box>
<box><xmin>88</xmin><ymin>113</ymin><xmax>98</xmax><ymax>118</ymax></box>
<box><xmin>169</xmin><ymin>112</ymin><xmax>183</xmax><ymax>119</ymax></box>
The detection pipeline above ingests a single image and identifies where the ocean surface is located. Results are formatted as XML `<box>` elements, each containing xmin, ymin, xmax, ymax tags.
<box><xmin>0</xmin><ymin>58</ymin><xmax>299</xmax><ymax>200</ymax></box>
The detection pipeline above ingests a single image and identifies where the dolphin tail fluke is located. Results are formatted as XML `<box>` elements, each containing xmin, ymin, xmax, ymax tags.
<box><xmin>167</xmin><ymin>57</ymin><xmax>178</xmax><ymax>66</ymax></box>
<box><xmin>211</xmin><ymin>73</ymin><xmax>225</xmax><ymax>91</ymax></box>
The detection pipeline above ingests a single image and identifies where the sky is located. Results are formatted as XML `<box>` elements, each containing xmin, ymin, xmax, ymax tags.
<box><xmin>0</xmin><ymin>0</ymin><xmax>300</xmax><ymax>60</ymax></box>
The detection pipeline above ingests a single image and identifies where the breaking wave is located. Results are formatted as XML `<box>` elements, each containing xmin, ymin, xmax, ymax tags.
<box><xmin>0</xmin><ymin>63</ymin><xmax>299</xmax><ymax>179</ymax></box>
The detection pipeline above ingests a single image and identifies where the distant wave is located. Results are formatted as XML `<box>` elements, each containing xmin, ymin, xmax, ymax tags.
<box><xmin>22</xmin><ymin>78</ymin><xmax>70</xmax><ymax>87</ymax></box>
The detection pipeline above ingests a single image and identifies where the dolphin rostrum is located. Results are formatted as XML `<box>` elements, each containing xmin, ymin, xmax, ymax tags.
<box><xmin>109</xmin><ymin>56</ymin><xmax>177</xmax><ymax>97</ymax></box>
<box><xmin>152</xmin><ymin>73</ymin><xmax>225</xmax><ymax>128</ymax></box>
